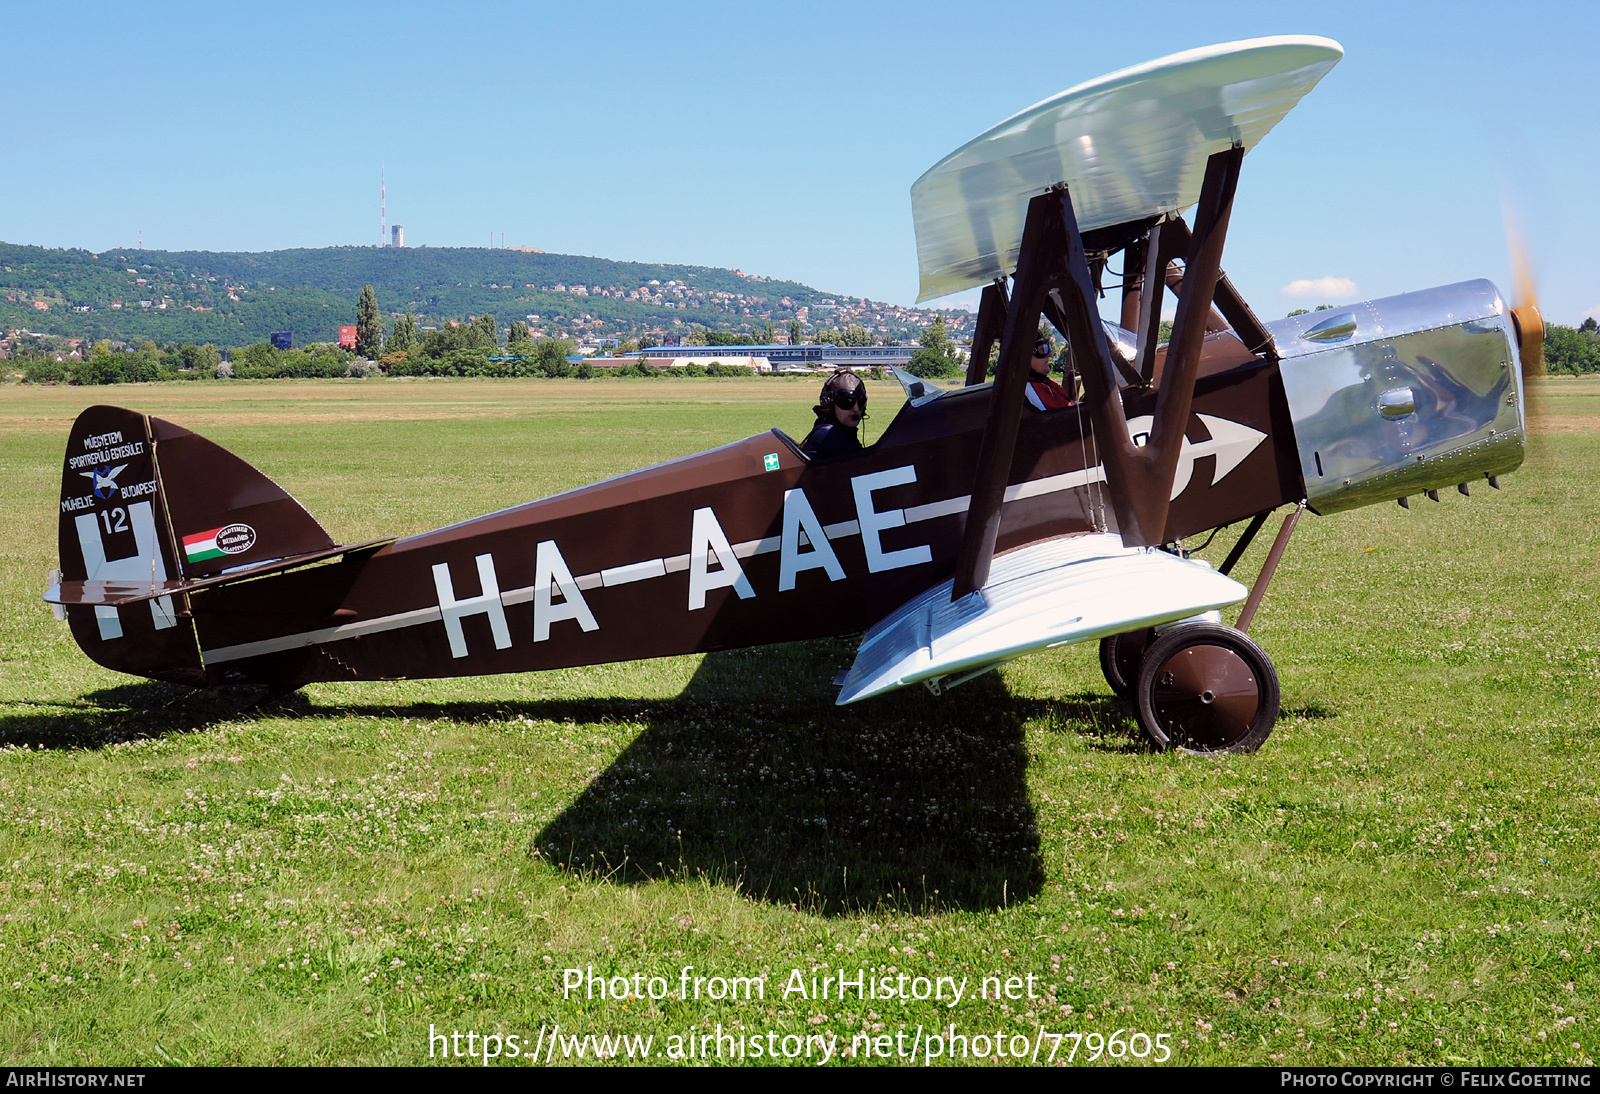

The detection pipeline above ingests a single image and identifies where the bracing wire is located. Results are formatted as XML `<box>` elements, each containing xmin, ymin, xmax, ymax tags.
<box><xmin>1068</xmin><ymin>368</ymin><xmax>1106</xmax><ymax>533</ymax></box>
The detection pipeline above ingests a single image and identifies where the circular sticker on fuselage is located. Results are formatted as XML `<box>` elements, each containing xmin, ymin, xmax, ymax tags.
<box><xmin>216</xmin><ymin>523</ymin><xmax>257</xmax><ymax>554</ymax></box>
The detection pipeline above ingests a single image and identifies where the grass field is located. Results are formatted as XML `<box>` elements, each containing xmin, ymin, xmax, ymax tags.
<box><xmin>0</xmin><ymin>376</ymin><xmax>1594</xmax><ymax>1067</ymax></box>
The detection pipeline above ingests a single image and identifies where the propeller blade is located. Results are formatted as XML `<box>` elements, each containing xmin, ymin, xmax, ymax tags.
<box><xmin>1503</xmin><ymin>207</ymin><xmax>1545</xmax><ymax>376</ymax></box>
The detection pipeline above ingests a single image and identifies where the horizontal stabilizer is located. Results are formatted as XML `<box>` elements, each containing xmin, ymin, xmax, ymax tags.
<box><xmin>45</xmin><ymin>539</ymin><xmax>391</xmax><ymax>607</ymax></box>
<box><xmin>46</xmin><ymin>578</ymin><xmax>188</xmax><ymax>607</ymax></box>
<box><xmin>836</xmin><ymin>534</ymin><xmax>1247</xmax><ymax>704</ymax></box>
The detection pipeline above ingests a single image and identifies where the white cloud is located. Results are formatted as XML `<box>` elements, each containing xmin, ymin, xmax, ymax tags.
<box><xmin>925</xmin><ymin>291</ymin><xmax>979</xmax><ymax>311</ymax></box>
<box><xmin>1280</xmin><ymin>276</ymin><xmax>1359</xmax><ymax>300</ymax></box>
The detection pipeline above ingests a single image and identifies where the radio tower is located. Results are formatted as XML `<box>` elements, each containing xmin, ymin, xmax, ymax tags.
<box><xmin>381</xmin><ymin>161</ymin><xmax>386</xmax><ymax>248</ymax></box>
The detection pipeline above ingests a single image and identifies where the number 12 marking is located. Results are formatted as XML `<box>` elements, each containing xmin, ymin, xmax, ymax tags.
<box><xmin>100</xmin><ymin>507</ymin><xmax>128</xmax><ymax>535</ymax></box>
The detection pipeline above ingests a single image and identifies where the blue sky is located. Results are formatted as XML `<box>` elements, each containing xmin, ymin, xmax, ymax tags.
<box><xmin>4</xmin><ymin>1</ymin><xmax>1596</xmax><ymax>322</ymax></box>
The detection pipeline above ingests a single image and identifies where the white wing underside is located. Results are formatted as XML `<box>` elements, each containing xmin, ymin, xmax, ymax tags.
<box><xmin>911</xmin><ymin>35</ymin><xmax>1343</xmax><ymax>302</ymax></box>
<box><xmin>836</xmin><ymin>534</ymin><xmax>1248</xmax><ymax>705</ymax></box>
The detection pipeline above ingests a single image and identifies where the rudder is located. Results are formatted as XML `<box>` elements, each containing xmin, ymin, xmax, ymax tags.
<box><xmin>58</xmin><ymin>406</ymin><xmax>202</xmax><ymax>683</ymax></box>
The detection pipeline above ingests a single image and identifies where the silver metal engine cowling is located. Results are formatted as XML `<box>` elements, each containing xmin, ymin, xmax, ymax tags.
<box><xmin>1271</xmin><ymin>279</ymin><xmax>1526</xmax><ymax>515</ymax></box>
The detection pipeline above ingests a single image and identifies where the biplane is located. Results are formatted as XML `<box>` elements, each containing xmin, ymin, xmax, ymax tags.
<box><xmin>45</xmin><ymin>36</ymin><xmax>1539</xmax><ymax>754</ymax></box>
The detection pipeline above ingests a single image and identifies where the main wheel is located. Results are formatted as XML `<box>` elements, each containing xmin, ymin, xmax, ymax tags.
<box><xmin>1134</xmin><ymin>623</ymin><xmax>1279</xmax><ymax>754</ymax></box>
<box><xmin>1098</xmin><ymin>627</ymin><xmax>1156</xmax><ymax>698</ymax></box>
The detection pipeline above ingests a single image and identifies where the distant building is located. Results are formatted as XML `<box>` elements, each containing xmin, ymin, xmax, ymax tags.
<box><xmin>391</xmin><ymin>224</ymin><xmax>404</xmax><ymax>248</ymax></box>
<box><xmin>270</xmin><ymin>332</ymin><xmax>293</xmax><ymax>350</ymax></box>
<box><xmin>636</xmin><ymin>343</ymin><xmax>914</xmax><ymax>370</ymax></box>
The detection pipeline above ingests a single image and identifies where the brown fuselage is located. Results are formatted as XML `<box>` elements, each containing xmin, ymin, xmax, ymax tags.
<box><xmin>182</xmin><ymin>357</ymin><xmax>1300</xmax><ymax>687</ymax></box>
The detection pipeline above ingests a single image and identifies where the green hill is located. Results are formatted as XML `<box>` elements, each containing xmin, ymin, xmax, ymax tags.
<box><xmin>0</xmin><ymin>242</ymin><xmax>960</xmax><ymax>348</ymax></box>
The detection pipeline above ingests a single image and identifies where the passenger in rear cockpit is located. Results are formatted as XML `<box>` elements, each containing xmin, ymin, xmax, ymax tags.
<box><xmin>1025</xmin><ymin>333</ymin><xmax>1075</xmax><ymax>411</ymax></box>
<box><xmin>800</xmin><ymin>370</ymin><xmax>868</xmax><ymax>459</ymax></box>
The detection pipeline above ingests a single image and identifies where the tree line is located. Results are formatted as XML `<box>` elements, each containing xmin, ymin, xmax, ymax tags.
<box><xmin>12</xmin><ymin>337</ymin><xmax>365</xmax><ymax>384</ymax></box>
<box><xmin>6</xmin><ymin>330</ymin><xmax>762</xmax><ymax>384</ymax></box>
<box><xmin>6</xmin><ymin>288</ymin><xmax>767</xmax><ymax>383</ymax></box>
<box><xmin>1544</xmin><ymin>318</ymin><xmax>1600</xmax><ymax>375</ymax></box>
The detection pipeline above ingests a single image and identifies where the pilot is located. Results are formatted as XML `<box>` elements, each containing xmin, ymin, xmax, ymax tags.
<box><xmin>1025</xmin><ymin>333</ymin><xmax>1075</xmax><ymax>410</ymax></box>
<box><xmin>800</xmin><ymin>369</ymin><xmax>868</xmax><ymax>458</ymax></box>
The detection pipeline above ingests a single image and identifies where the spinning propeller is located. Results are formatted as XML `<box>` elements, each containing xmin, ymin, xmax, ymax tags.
<box><xmin>1504</xmin><ymin>213</ymin><xmax>1545</xmax><ymax>377</ymax></box>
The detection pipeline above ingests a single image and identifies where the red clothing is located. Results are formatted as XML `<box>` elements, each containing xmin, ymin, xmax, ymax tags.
<box><xmin>1026</xmin><ymin>373</ymin><xmax>1073</xmax><ymax>410</ymax></box>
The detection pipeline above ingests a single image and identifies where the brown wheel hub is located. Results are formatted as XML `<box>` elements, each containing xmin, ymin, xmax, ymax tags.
<box><xmin>1135</xmin><ymin>623</ymin><xmax>1280</xmax><ymax>754</ymax></box>
<box><xmin>1151</xmin><ymin>642</ymin><xmax>1260</xmax><ymax>745</ymax></box>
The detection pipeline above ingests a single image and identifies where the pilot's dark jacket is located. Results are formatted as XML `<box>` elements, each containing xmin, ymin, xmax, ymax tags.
<box><xmin>800</xmin><ymin>408</ymin><xmax>863</xmax><ymax>460</ymax></box>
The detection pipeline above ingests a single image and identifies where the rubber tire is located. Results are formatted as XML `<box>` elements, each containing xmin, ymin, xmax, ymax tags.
<box><xmin>1098</xmin><ymin>628</ymin><xmax>1156</xmax><ymax>699</ymax></box>
<box><xmin>1134</xmin><ymin>623</ymin><xmax>1279</xmax><ymax>754</ymax></box>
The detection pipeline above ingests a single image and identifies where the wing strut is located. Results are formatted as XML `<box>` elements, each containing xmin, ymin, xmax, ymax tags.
<box><xmin>1161</xmin><ymin>218</ymin><xmax>1279</xmax><ymax>360</ymax></box>
<box><xmin>950</xmin><ymin>146</ymin><xmax>1246</xmax><ymax>599</ymax></box>
<box><xmin>1120</xmin><ymin>235</ymin><xmax>1147</xmax><ymax>330</ymax></box>
<box><xmin>965</xmin><ymin>279</ymin><xmax>1010</xmax><ymax>386</ymax></box>
<box><xmin>951</xmin><ymin>190</ymin><xmax>1063</xmax><ymax>599</ymax></box>
<box><xmin>1136</xmin><ymin>221</ymin><xmax>1184</xmax><ymax>382</ymax></box>
<box><xmin>1039</xmin><ymin>293</ymin><xmax>1142</xmax><ymax>387</ymax></box>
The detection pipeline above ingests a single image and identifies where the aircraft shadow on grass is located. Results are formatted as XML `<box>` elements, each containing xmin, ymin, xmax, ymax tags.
<box><xmin>0</xmin><ymin>680</ymin><xmax>315</xmax><ymax>750</ymax></box>
<box><xmin>527</xmin><ymin>640</ymin><xmax>1155</xmax><ymax>916</ymax></box>
<box><xmin>2</xmin><ymin>640</ymin><xmax>1151</xmax><ymax>915</ymax></box>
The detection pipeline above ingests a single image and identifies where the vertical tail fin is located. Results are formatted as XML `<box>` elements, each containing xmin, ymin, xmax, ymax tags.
<box><xmin>147</xmin><ymin>414</ymin><xmax>333</xmax><ymax>578</ymax></box>
<box><xmin>57</xmin><ymin>406</ymin><xmax>202</xmax><ymax>683</ymax></box>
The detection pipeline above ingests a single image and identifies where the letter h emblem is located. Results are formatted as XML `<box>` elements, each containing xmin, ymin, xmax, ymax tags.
<box><xmin>432</xmin><ymin>553</ymin><xmax>512</xmax><ymax>659</ymax></box>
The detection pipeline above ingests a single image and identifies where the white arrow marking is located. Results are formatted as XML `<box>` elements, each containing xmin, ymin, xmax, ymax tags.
<box><xmin>1124</xmin><ymin>414</ymin><xmax>1268</xmax><ymax>500</ymax></box>
<box><xmin>1193</xmin><ymin>413</ymin><xmax>1268</xmax><ymax>485</ymax></box>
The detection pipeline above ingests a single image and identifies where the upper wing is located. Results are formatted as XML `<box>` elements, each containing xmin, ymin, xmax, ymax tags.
<box><xmin>911</xmin><ymin>35</ymin><xmax>1342</xmax><ymax>302</ymax></box>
